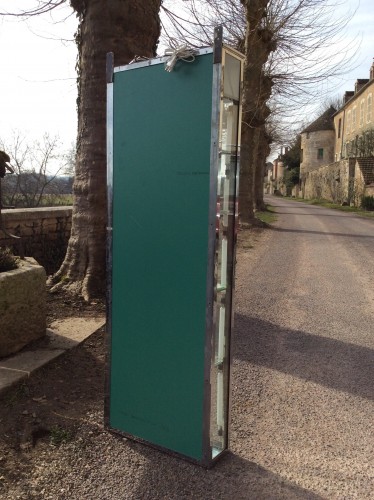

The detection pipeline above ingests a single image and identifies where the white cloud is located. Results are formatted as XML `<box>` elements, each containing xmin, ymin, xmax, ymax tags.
<box><xmin>0</xmin><ymin>2</ymin><xmax>77</xmax><ymax>148</ymax></box>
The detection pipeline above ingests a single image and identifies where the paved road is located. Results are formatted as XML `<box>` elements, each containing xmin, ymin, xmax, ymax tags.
<box><xmin>232</xmin><ymin>196</ymin><xmax>374</xmax><ymax>499</ymax></box>
<box><xmin>4</xmin><ymin>196</ymin><xmax>373</xmax><ymax>500</ymax></box>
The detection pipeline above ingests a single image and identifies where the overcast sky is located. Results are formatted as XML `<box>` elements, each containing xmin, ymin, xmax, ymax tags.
<box><xmin>0</xmin><ymin>1</ymin><xmax>77</xmax><ymax>156</ymax></box>
<box><xmin>0</xmin><ymin>0</ymin><xmax>373</xmax><ymax>157</ymax></box>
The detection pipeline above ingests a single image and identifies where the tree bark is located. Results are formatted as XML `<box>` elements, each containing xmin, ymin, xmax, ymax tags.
<box><xmin>240</xmin><ymin>0</ymin><xmax>275</xmax><ymax>224</ymax></box>
<box><xmin>254</xmin><ymin>124</ymin><xmax>271</xmax><ymax>211</ymax></box>
<box><xmin>51</xmin><ymin>0</ymin><xmax>162</xmax><ymax>300</ymax></box>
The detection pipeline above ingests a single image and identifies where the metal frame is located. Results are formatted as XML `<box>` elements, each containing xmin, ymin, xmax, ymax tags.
<box><xmin>223</xmin><ymin>46</ymin><xmax>245</xmax><ymax>452</ymax></box>
<box><xmin>113</xmin><ymin>47</ymin><xmax>213</xmax><ymax>74</ymax></box>
<box><xmin>202</xmin><ymin>26</ymin><xmax>223</xmax><ymax>467</ymax></box>
<box><xmin>105</xmin><ymin>52</ymin><xmax>114</xmax><ymax>427</ymax></box>
<box><xmin>105</xmin><ymin>33</ymin><xmax>243</xmax><ymax>468</ymax></box>
<box><xmin>205</xmin><ymin>41</ymin><xmax>245</xmax><ymax>464</ymax></box>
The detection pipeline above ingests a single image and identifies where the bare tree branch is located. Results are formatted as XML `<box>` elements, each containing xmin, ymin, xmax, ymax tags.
<box><xmin>0</xmin><ymin>132</ymin><xmax>65</xmax><ymax>208</ymax></box>
<box><xmin>0</xmin><ymin>1</ymin><xmax>67</xmax><ymax>18</ymax></box>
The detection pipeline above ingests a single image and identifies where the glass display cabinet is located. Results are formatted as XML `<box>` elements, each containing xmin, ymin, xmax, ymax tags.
<box><xmin>106</xmin><ymin>28</ymin><xmax>244</xmax><ymax>467</ymax></box>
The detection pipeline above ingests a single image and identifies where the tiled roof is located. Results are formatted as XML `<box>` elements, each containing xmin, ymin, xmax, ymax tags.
<box><xmin>302</xmin><ymin>106</ymin><xmax>336</xmax><ymax>133</ymax></box>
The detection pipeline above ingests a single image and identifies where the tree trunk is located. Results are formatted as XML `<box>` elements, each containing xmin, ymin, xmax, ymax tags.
<box><xmin>239</xmin><ymin>123</ymin><xmax>256</xmax><ymax>225</ymax></box>
<box><xmin>254</xmin><ymin>124</ymin><xmax>271</xmax><ymax>211</ymax></box>
<box><xmin>240</xmin><ymin>0</ymin><xmax>274</xmax><ymax>224</ymax></box>
<box><xmin>51</xmin><ymin>0</ymin><xmax>161</xmax><ymax>300</ymax></box>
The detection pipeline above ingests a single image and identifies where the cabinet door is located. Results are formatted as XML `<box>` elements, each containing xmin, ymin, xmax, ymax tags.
<box><xmin>109</xmin><ymin>53</ymin><xmax>213</xmax><ymax>462</ymax></box>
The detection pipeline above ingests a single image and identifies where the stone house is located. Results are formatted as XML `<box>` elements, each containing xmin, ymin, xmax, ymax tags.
<box><xmin>300</xmin><ymin>60</ymin><xmax>374</xmax><ymax>204</ymax></box>
<box><xmin>300</xmin><ymin>106</ymin><xmax>336</xmax><ymax>176</ymax></box>
<box><xmin>334</xmin><ymin>70</ymin><xmax>374</xmax><ymax>161</ymax></box>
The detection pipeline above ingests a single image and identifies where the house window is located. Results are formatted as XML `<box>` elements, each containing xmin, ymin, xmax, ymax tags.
<box><xmin>317</xmin><ymin>148</ymin><xmax>323</xmax><ymax>159</ymax></box>
<box><xmin>300</xmin><ymin>149</ymin><xmax>303</xmax><ymax>162</ymax></box>
<box><xmin>338</xmin><ymin>118</ymin><xmax>342</xmax><ymax>138</ymax></box>
<box><xmin>352</xmin><ymin>106</ymin><xmax>356</xmax><ymax>131</ymax></box>
<box><xmin>346</xmin><ymin>110</ymin><xmax>351</xmax><ymax>134</ymax></box>
<box><xmin>367</xmin><ymin>93</ymin><xmax>372</xmax><ymax>123</ymax></box>
<box><xmin>360</xmin><ymin>99</ymin><xmax>365</xmax><ymax>127</ymax></box>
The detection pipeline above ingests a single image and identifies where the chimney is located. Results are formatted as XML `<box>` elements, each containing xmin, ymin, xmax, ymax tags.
<box><xmin>344</xmin><ymin>91</ymin><xmax>354</xmax><ymax>104</ymax></box>
<box><xmin>355</xmin><ymin>79</ymin><xmax>369</xmax><ymax>93</ymax></box>
<box><xmin>370</xmin><ymin>59</ymin><xmax>374</xmax><ymax>80</ymax></box>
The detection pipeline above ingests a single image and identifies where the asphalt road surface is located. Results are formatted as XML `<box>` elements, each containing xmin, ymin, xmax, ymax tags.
<box><xmin>4</xmin><ymin>196</ymin><xmax>373</xmax><ymax>500</ymax></box>
<box><xmin>232</xmin><ymin>196</ymin><xmax>374</xmax><ymax>499</ymax></box>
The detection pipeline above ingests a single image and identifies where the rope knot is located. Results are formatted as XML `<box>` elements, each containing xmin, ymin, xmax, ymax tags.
<box><xmin>164</xmin><ymin>39</ymin><xmax>197</xmax><ymax>72</ymax></box>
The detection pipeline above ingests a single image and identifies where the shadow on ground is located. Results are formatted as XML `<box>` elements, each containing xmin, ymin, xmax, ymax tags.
<box><xmin>0</xmin><ymin>328</ymin><xmax>105</xmax><ymax>452</ymax></box>
<box><xmin>269</xmin><ymin>226</ymin><xmax>374</xmax><ymax>239</ymax></box>
<box><xmin>233</xmin><ymin>314</ymin><xmax>374</xmax><ymax>401</ymax></box>
<box><xmin>272</xmin><ymin>211</ymin><xmax>365</xmax><ymax>218</ymax></box>
<box><xmin>130</xmin><ymin>443</ymin><xmax>323</xmax><ymax>500</ymax></box>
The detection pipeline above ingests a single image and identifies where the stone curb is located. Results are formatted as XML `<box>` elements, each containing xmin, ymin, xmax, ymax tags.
<box><xmin>0</xmin><ymin>316</ymin><xmax>106</xmax><ymax>397</ymax></box>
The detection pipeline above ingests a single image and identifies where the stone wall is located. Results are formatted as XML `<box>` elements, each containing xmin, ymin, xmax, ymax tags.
<box><xmin>300</xmin><ymin>129</ymin><xmax>335</xmax><ymax>176</ymax></box>
<box><xmin>0</xmin><ymin>207</ymin><xmax>72</xmax><ymax>274</ymax></box>
<box><xmin>0</xmin><ymin>258</ymin><xmax>46</xmax><ymax>358</ymax></box>
<box><xmin>301</xmin><ymin>158</ymin><xmax>374</xmax><ymax>205</ymax></box>
<box><xmin>291</xmin><ymin>185</ymin><xmax>302</xmax><ymax>198</ymax></box>
<box><xmin>302</xmin><ymin>160</ymin><xmax>355</xmax><ymax>203</ymax></box>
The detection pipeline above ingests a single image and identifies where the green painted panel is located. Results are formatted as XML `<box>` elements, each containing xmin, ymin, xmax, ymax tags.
<box><xmin>110</xmin><ymin>53</ymin><xmax>213</xmax><ymax>461</ymax></box>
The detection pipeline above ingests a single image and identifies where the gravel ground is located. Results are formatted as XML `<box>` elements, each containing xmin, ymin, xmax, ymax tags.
<box><xmin>232</xmin><ymin>196</ymin><xmax>374</xmax><ymax>499</ymax></box>
<box><xmin>1</xmin><ymin>196</ymin><xmax>373</xmax><ymax>499</ymax></box>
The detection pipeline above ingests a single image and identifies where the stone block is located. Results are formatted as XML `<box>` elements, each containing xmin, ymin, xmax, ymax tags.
<box><xmin>0</xmin><ymin>257</ymin><xmax>46</xmax><ymax>358</ymax></box>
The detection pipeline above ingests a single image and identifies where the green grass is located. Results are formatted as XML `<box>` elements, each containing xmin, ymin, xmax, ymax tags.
<box><xmin>284</xmin><ymin>197</ymin><xmax>374</xmax><ymax>218</ymax></box>
<box><xmin>2</xmin><ymin>193</ymin><xmax>73</xmax><ymax>208</ymax></box>
<box><xmin>255</xmin><ymin>204</ymin><xmax>277</xmax><ymax>224</ymax></box>
<box><xmin>38</xmin><ymin>194</ymin><xmax>73</xmax><ymax>207</ymax></box>
<box><xmin>49</xmin><ymin>425</ymin><xmax>73</xmax><ymax>446</ymax></box>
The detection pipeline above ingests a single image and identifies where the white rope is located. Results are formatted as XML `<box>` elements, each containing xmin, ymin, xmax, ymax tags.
<box><xmin>129</xmin><ymin>55</ymin><xmax>150</xmax><ymax>64</ymax></box>
<box><xmin>164</xmin><ymin>39</ymin><xmax>197</xmax><ymax>72</ymax></box>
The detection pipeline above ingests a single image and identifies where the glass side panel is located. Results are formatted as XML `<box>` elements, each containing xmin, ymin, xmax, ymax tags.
<box><xmin>223</xmin><ymin>54</ymin><xmax>241</xmax><ymax>101</ymax></box>
<box><xmin>221</xmin><ymin>99</ymin><xmax>239</xmax><ymax>154</ymax></box>
<box><xmin>210</xmin><ymin>98</ymin><xmax>239</xmax><ymax>456</ymax></box>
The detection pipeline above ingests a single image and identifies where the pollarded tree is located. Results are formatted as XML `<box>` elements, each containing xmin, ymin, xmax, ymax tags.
<box><xmin>162</xmin><ymin>0</ymin><xmax>275</xmax><ymax>222</ymax></box>
<box><xmin>254</xmin><ymin>124</ymin><xmax>272</xmax><ymax>210</ymax></box>
<box><xmin>240</xmin><ymin>0</ymin><xmax>275</xmax><ymax>220</ymax></box>
<box><xmin>161</xmin><ymin>0</ymin><xmax>358</xmax><ymax>220</ymax></box>
<box><xmin>2</xmin><ymin>1</ymin><xmax>162</xmax><ymax>299</ymax></box>
<box><xmin>54</xmin><ymin>0</ymin><xmax>162</xmax><ymax>299</ymax></box>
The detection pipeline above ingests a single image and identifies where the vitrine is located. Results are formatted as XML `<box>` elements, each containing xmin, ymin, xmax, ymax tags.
<box><xmin>106</xmin><ymin>28</ymin><xmax>244</xmax><ymax>467</ymax></box>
